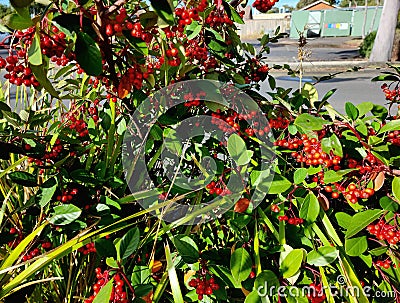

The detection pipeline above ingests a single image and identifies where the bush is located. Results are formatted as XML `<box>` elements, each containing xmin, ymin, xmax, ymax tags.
<box><xmin>359</xmin><ymin>31</ymin><xmax>377</xmax><ymax>58</ymax></box>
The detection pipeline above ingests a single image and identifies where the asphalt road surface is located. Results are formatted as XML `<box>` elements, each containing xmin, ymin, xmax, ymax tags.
<box><xmin>265</xmin><ymin>68</ymin><xmax>390</xmax><ymax>114</ymax></box>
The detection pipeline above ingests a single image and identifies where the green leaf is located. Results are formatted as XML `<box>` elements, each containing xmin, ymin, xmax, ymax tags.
<box><xmin>244</xmin><ymin>290</ymin><xmax>262</xmax><ymax>303</ymax></box>
<box><xmin>119</xmin><ymin>227</ymin><xmax>140</xmax><ymax>260</ymax></box>
<box><xmin>30</xmin><ymin>64</ymin><xmax>60</xmax><ymax>98</ymax></box>
<box><xmin>392</xmin><ymin>177</ymin><xmax>400</xmax><ymax>202</ymax></box>
<box><xmin>302</xmin><ymin>83</ymin><xmax>318</xmax><ymax>105</ymax></box>
<box><xmin>95</xmin><ymin>238</ymin><xmax>117</xmax><ymax>258</ymax></box>
<box><xmin>323</xmin><ymin>169</ymin><xmax>354</xmax><ymax>184</ymax></box>
<box><xmin>345</xmin><ymin>102</ymin><xmax>359</xmax><ymax>120</ymax></box>
<box><xmin>345</xmin><ymin>236</ymin><xmax>368</xmax><ymax>256</ymax></box>
<box><xmin>335</xmin><ymin>212</ymin><xmax>352</xmax><ymax>229</ymax></box>
<box><xmin>345</xmin><ymin>209</ymin><xmax>383</xmax><ymax>239</ymax></box>
<box><xmin>379</xmin><ymin>196</ymin><xmax>399</xmax><ymax>212</ymax></box>
<box><xmin>150</xmin><ymin>0</ymin><xmax>175</xmax><ymax>25</ymax></box>
<box><xmin>228</xmin><ymin>133</ymin><xmax>252</xmax><ymax>165</ymax></box>
<box><xmin>134</xmin><ymin>284</ymin><xmax>153</xmax><ymax>297</ymax></box>
<box><xmin>48</xmin><ymin>204</ymin><xmax>82</xmax><ymax>225</ymax></box>
<box><xmin>294</xmin><ymin>113</ymin><xmax>330</xmax><ymax>131</ymax></box>
<box><xmin>356</xmin><ymin>102</ymin><xmax>374</xmax><ymax>117</ymax></box>
<box><xmin>28</xmin><ymin>32</ymin><xmax>42</xmax><ymax>66</ymax></box>
<box><xmin>37</xmin><ymin>177</ymin><xmax>57</xmax><ymax>207</ymax></box>
<box><xmin>3</xmin><ymin>13</ymin><xmax>33</xmax><ymax>30</ymax></box>
<box><xmin>307</xmin><ymin>246</ymin><xmax>339</xmax><ymax>266</ymax></box>
<box><xmin>186</xmin><ymin>20</ymin><xmax>202</xmax><ymax>40</ymax></box>
<box><xmin>300</xmin><ymin>193</ymin><xmax>320</xmax><ymax>223</ymax></box>
<box><xmin>125</xmin><ymin>35</ymin><xmax>149</xmax><ymax>56</ymax></box>
<box><xmin>230</xmin><ymin>247</ymin><xmax>252</xmax><ymax>283</ymax></box>
<box><xmin>268</xmin><ymin>174</ymin><xmax>292</xmax><ymax>194</ymax></box>
<box><xmin>75</xmin><ymin>32</ymin><xmax>103</xmax><ymax>76</ymax></box>
<box><xmin>165</xmin><ymin>243</ymin><xmax>184</xmax><ymax>303</ymax></box>
<box><xmin>173</xmin><ymin>235</ymin><xmax>199</xmax><ymax>264</ymax></box>
<box><xmin>294</xmin><ymin>168</ymin><xmax>307</xmax><ymax>184</ymax></box>
<box><xmin>70</xmin><ymin>169</ymin><xmax>97</xmax><ymax>184</ymax></box>
<box><xmin>380</xmin><ymin>120</ymin><xmax>400</xmax><ymax>134</ymax></box>
<box><xmin>8</xmin><ymin>171</ymin><xmax>37</xmax><ymax>187</ymax></box>
<box><xmin>254</xmin><ymin>270</ymin><xmax>280</xmax><ymax>296</ymax></box>
<box><xmin>10</xmin><ymin>0</ymin><xmax>34</xmax><ymax>8</ymax></box>
<box><xmin>280</xmin><ymin>249</ymin><xmax>303</xmax><ymax>278</ymax></box>
<box><xmin>321</xmin><ymin>134</ymin><xmax>343</xmax><ymax>157</ymax></box>
<box><xmin>222</xmin><ymin>2</ymin><xmax>245</xmax><ymax>24</ymax></box>
<box><xmin>93</xmin><ymin>279</ymin><xmax>113</xmax><ymax>303</ymax></box>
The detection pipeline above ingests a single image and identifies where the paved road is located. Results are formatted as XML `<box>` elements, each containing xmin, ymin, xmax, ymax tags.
<box><xmin>263</xmin><ymin>68</ymin><xmax>391</xmax><ymax>114</ymax></box>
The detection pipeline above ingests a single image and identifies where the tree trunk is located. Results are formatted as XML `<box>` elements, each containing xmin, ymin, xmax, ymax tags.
<box><xmin>369</xmin><ymin>0</ymin><xmax>400</xmax><ymax>62</ymax></box>
<box><xmin>361</xmin><ymin>0</ymin><xmax>368</xmax><ymax>39</ymax></box>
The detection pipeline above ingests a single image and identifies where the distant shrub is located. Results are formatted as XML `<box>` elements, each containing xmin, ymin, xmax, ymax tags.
<box><xmin>359</xmin><ymin>31</ymin><xmax>376</xmax><ymax>58</ymax></box>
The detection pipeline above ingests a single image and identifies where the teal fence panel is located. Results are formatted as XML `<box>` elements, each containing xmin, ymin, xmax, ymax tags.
<box><xmin>290</xmin><ymin>11</ymin><xmax>310</xmax><ymax>39</ymax></box>
<box><xmin>351</xmin><ymin>7</ymin><xmax>382</xmax><ymax>37</ymax></box>
<box><xmin>321</xmin><ymin>10</ymin><xmax>352</xmax><ymax>37</ymax></box>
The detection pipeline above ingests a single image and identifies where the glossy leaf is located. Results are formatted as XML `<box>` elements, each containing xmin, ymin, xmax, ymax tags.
<box><xmin>173</xmin><ymin>235</ymin><xmax>199</xmax><ymax>264</ymax></box>
<box><xmin>230</xmin><ymin>248</ymin><xmax>252</xmax><ymax>283</ymax></box>
<box><xmin>119</xmin><ymin>227</ymin><xmax>140</xmax><ymax>260</ymax></box>
<box><xmin>48</xmin><ymin>204</ymin><xmax>82</xmax><ymax>225</ymax></box>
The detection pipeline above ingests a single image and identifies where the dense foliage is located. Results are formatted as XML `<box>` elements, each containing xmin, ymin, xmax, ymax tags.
<box><xmin>0</xmin><ymin>0</ymin><xmax>399</xmax><ymax>303</ymax></box>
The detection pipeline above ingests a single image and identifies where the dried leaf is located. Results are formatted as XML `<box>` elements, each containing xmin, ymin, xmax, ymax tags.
<box><xmin>374</xmin><ymin>172</ymin><xmax>385</xmax><ymax>191</ymax></box>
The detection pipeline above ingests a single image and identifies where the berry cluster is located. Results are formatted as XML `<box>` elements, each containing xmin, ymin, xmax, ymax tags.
<box><xmin>78</xmin><ymin>242</ymin><xmax>96</xmax><ymax>255</ymax></box>
<box><xmin>253</xmin><ymin>0</ymin><xmax>279</xmax><ymax>13</ymax></box>
<box><xmin>278</xmin><ymin>215</ymin><xmax>304</xmax><ymax>225</ymax></box>
<box><xmin>276</xmin><ymin>134</ymin><xmax>342</xmax><ymax>168</ymax></box>
<box><xmin>367</xmin><ymin>220</ymin><xmax>399</xmax><ymax>245</ymax></box>
<box><xmin>381</xmin><ymin>84</ymin><xmax>400</xmax><ymax>102</ymax></box>
<box><xmin>183</xmin><ymin>91</ymin><xmax>206</xmax><ymax>107</ymax></box>
<box><xmin>375</xmin><ymin>259</ymin><xmax>395</xmax><ymax>269</ymax></box>
<box><xmin>64</xmin><ymin>104</ymin><xmax>89</xmax><ymax>138</ymax></box>
<box><xmin>104</xmin><ymin>8</ymin><xmax>152</xmax><ymax>43</ymax></box>
<box><xmin>56</xmin><ymin>188</ymin><xmax>78</xmax><ymax>203</ymax></box>
<box><xmin>205</xmin><ymin>8</ymin><xmax>233</xmax><ymax>28</ymax></box>
<box><xmin>269</xmin><ymin>116</ymin><xmax>290</xmax><ymax>129</ymax></box>
<box><xmin>205</xmin><ymin>181</ymin><xmax>230</xmax><ymax>196</ymax></box>
<box><xmin>185</xmin><ymin>43</ymin><xmax>208</xmax><ymax>62</ymax></box>
<box><xmin>0</xmin><ymin>54</ymin><xmax>39</xmax><ymax>87</ymax></box>
<box><xmin>188</xmin><ymin>276</ymin><xmax>220</xmax><ymax>301</ymax></box>
<box><xmin>175</xmin><ymin>6</ymin><xmax>201</xmax><ymax>31</ymax></box>
<box><xmin>242</xmin><ymin>58</ymin><xmax>269</xmax><ymax>84</ymax></box>
<box><xmin>40</xmin><ymin>26</ymin><xmax>69</xmax><ymax>64</ymax></box>
<box><xmin>306</xmin><ymin>283</ymin><xmax>326</xmax><ymax>303</ymax></box>
<box><xmin>387</xmin><ymin>130</ymin><xmax>400</xmax><ymax>146</ymax></box>
<box><xmin>85</xmin><ymin>269</ymin><xmax>128</xmax><ymax>303</ymax></box>
<box><xmin>166</xmin><ymin>46</ymin><xmax>181</xmax><ymax>67</ymax></box>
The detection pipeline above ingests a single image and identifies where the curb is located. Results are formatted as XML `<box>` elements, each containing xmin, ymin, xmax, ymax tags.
<box><xmin>269</xmin><ymin>60</ymin><xmax>389</xmax><ymax>71</ymax></box>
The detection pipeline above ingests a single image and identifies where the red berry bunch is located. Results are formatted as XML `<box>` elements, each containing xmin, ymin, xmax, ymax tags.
<box><xmin>205</xmin><ymin>181</ymin><xmax>231</xmax><ymax>196</ymax></box>
<box><xmin>276</xmin><ymin>134</ymin><xmax>342</xmax><ymax>168</ymax></box>
<box><xmin>253</xmin><ymin>0</ymin><xmax>279</xmax><ymax>13</ymax></box>
<box><xmin>367</xmin><ymin>219</ymin><xmax>400</xmax><ymax>245</ymax></box>
<box><xmin>387</xmin><ymin>130</ymin><xmax>400</xmax><ymax>145</ymax></box>
<box><xmin>185</xmin><ymin>42</ymin><xmax>208</xmax><ymax>62</ymax></box>
<box><xmin>175</xmin><ymin>7</ymin><xmax>201</xmax><ymax>31</ymax></box>
<box><xmin>375</xmin><ymin>259</ymin><xmax>394</xmax><ymax>269</ymax></box>
<box><xmin>205</xmin><ymin>8</ymin><xmax>233</xmax><ymax>28</ymax></box>
<box><xmin>0</xmin><ymin>54</ymin><xmax>40</xmax><ymax>87</ymax></box>
<box><xmin>188</xmin><ymin>276</ymin><xmax>220</xmax><ymax>301</ymax></box>
<box><xmin>183</xmin><ymin>91</ymin><xmax>206</xmax><ymax>107</ymax></box>
<box><xmin>78</xmin><ymin>242</ymin><xmax>96</xmax><ymax>255</ymax></box>
<box><xmin>269</xmin><ymin>116</ymin><xmax>290</xmax><ymax>129</ymax></box>
<box><xmin>306</xmin><ymin>283</ymin><xmax>326</xmax><ymax>303</ymax></box>
<box><xmin>381</xmin><ymin>84</ymin><xmax>400</xmax><ymax>102</ymax></box>
<box><xmin>278</xmin><ymin>215</ymin><xmax>304</xmax><ymax>225</ymax></box>
<box><xmin>166</xmin><ymin>45</ymin><xmax>181</xmax><ymax>67</ymax></box>
<box><xmin>41</xmin><ymin>26</ymin><xmax>70</xmax><ymax>65</ymax></box>
<box><xmin>64</xmin><ymin>104</ymin><xmax>89</xmax><ymax>138</ymax></box>
<box><xmin>242</xmin><ymin>58</ymin><xmax>269</xmax><ymax>83</ymax></box>
<box><xmin>56</xmin><ymin>188</ymin><xmax>78</xmax><ymax>203</ymax></box>
<box><xmin>85</xmin><ymin>268</ymin><xmax>128</xmax><ymax>303</ymax></box>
